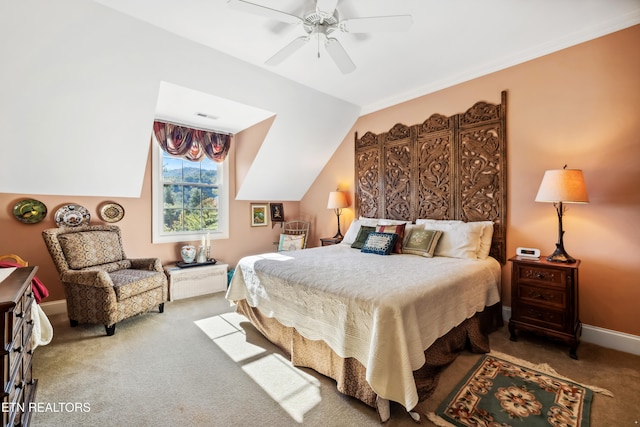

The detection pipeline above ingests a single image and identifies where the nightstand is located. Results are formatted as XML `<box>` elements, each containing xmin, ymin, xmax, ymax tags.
<box><xmin>320</xmin><ymin>237</ymin><xmax>342</xmax><ymax>246</ymax></box>
<box><xmin>508</xmin><ymin>256</ymin><xmax>581</xmax><ymax>359</ymax></box>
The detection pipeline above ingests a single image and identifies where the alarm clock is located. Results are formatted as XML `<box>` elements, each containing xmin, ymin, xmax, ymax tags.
<box><xmin>516</xmin><ymin>247</ymin><xmax>540</xmax><ymax>259</ymax></box>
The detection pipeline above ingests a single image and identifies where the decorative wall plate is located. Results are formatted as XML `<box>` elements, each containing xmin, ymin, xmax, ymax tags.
<box><xmin>13</xmin><ymin>199</ymin><xmax>48</xmax><ymax>224</ymax></box>
<box><xmin>99</xmin><ymin>202</ymin><xmax>125</xmax><ymax>223</ymax></box>
<box><xmin>54</xmin><ymin>204</ymin><xmax>91</xmax><ymax>227</ymax></box>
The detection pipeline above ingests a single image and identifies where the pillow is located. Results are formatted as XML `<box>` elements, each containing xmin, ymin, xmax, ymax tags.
<box><xmin>375</xmin><ymin>223</ymin><xmax>406</xmax><ymax>253</ymax></box>
<box><xmin>350</xmin><ymin>226</ymin><xmax>376</xmax><ymax>249</ymax></box>
<box><xmin>414</xmin><ymin>219</ymin><xmax>483</xmax><ymax>259</ymax></box>
<box><xmin>278</xmin><ymin>234</ymin><xmax>305</xmax><ymax>251</ymax></box>
<box><xmin>361</xmin><ymin>232</ymin><xmax>398</xmax><ymax>255</ymax></box>
<box><xmin>402</xmin><ymin>229</ymin><xmax>443</xmax><ymax>257</ymax></box>
<box><xmin>342</xmin><ymin>218</ymin><xmax>379</xmax><ymax>245</ymax></box>
<box><xmin>359</xmin><ymin>217</ymin><xmax>412</xmax><ymax>225</ymax></box>
<box><xmin>476</xmin><ymin>221</ymin><xmax>495</xmax><ymax>259</ymax></box>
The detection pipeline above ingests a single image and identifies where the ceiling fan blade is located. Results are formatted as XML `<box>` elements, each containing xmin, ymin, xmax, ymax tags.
<box><xmin>228</xmin><ymin>0</ymin><xmax>303</xmax><ymax>25</ymax></box>
<box><xmin>325</xmin><ymin>38</ymin><xmax>356</xmax><ymax>74</ymax></box>
<box><xmin>316</xmin><ymin>0</ymin><xmax>339</xmax><ymax>16</ymax></box>
<box><xmin>340</xmin><ymin>15</ymin><xmax>413</xmax><ymax>33</ymax></box>
<box><xmin>265</xmin><ymin>36</ymin><xmax>310</xmax><ymax>66</ymax></box>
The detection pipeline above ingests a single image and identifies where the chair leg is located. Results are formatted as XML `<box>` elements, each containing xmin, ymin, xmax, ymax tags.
<box><xmin>105</xmin><ymin>324</ymin><xmax>116</xmax><ymax>336</ymax></box>
<box><xmin>70</xmin><ymin>319</ymin><xmax>78</xmax><ymax>327</ymax></box>
<box><xmin>159</xmin><ymin>302</ymin><xmax>165</xmax><ymax>313</ymax></box>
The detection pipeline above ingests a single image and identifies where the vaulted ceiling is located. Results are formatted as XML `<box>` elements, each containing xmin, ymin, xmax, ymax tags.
<box><xmin>94</xmin><ymin>0</ymin><xmax>640</xmax><ymax>114</ymax></box>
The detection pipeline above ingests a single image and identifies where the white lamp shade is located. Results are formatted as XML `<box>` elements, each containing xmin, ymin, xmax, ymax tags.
<box><xmin>327</xmin><ymin>191</ymin><xmax>348</xmax><ymax>209</ymax></box>
<box><xmin>535</xmin><ymin>169</ymin><xmax>589</xmax><ymax>203</ymax></box>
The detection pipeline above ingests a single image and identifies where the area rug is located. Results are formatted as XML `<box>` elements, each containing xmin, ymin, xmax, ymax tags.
<box><xmin>426</xmin><ymin>351</ymin><xmax>613</xmax><ymax>427</ymax></box>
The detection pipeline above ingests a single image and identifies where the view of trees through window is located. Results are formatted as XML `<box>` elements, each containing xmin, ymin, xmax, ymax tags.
<box><xmin>162</xmin><ymin>153</ymin><xmax>219</xmax><ymax>232</ymax></box>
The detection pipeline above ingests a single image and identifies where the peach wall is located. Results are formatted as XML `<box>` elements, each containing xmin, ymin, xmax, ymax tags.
<box><xmin>303</xmin><ymin>25</ymin><xmax>640</xmax><ymax>336</ymax></box>
<box><xmin>0</xmin><ymin>127</ymin><xmax>299</xmax><ymax>302</ymax></box>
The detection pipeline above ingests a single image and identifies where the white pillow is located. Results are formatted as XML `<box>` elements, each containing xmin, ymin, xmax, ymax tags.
<box><xmin>415</xmin><ymin>219</ymin><xmax>483</xmax><ymax>259</ymax></box>
<box><xmin>476</xmin><ymin>221</ymin><xmax>494</xmax><ymax>259</ymax></box>
<box><xmin>359</xmin><ymin>216</ymin><xmax>412</xmax><ymax>225</ymax></box>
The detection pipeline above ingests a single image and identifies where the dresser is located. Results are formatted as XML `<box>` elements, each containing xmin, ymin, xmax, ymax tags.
<box><xmin>508</xmin><ymin>256</ymin><xmax>581</xmax><ymax>359</ymax></box>
<box><xmin>0</xmin><ymin>266</ymin><xmax>38</xmax><ymax>426</ymax></box>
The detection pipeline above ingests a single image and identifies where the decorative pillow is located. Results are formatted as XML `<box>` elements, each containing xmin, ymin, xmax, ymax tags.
<box><xmin>350</xmin><ymin>226</ymin><xmax>376</xmax><ymax>249</ymax></box>
<box><xmin>415</xmin><ymin>219</ymin><xmax>483</xmax><ymax>259</ymax></box>
<box><xmin>342</xmin><ymin>218</ymin><xmax>379</xmax><ymax>245</ymax></box>
<box><xmin>402</xmin><ymin>229</ymin><xmax>443</xmax><ymax>257</ymax></box>
<box><xmin>58</xmin><ymin>231</ymin><xmax>124</xmax><ymax>269</ymax></box>
<box><xmin>278</xmin><ymin>234</ymin><xmax>305</xmax><ymax>251</ymax></box>
<box><xmin>375</xmin><ymin>223</ymin><xmax>406</xmax><ymax>253</ymax></box>
<box><xmin>361</xmin><ymin>232</ymin><xmax>398</xmax><ymax>256</ymax></box>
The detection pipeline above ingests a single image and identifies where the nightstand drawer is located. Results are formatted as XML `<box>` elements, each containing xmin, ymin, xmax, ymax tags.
<box><xmin>518</xmin><ymin>284</ymin><xmax>566</xmax><ymax>309</ymax></box>
<box><xmin>517</xmin><ymin>265</ymin><xmax>566</xmax><ymax>287</ymax></box>
<box><xmin>517</xmin><ymin>303</ymin><xmax>566</xmax><ymax>330</ymax></box>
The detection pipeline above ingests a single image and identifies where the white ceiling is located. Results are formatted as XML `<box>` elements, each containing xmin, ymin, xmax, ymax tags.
<box><xmin>94</xmin><ymin>0</ymin><xmax>639</xmax><ymax>128</ymax></box>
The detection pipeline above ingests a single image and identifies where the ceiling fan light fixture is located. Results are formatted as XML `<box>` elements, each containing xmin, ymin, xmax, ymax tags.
<box><xmin>230</xmin><ymin>0</ymin><xmax>412</xmax><ymax>73</ymax></box>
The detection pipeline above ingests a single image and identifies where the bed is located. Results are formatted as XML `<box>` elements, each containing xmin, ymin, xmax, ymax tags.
<box><xmin>226</xmin><ymin>93</ymin><xmax>508</xmax><ymax>421</ymax></box>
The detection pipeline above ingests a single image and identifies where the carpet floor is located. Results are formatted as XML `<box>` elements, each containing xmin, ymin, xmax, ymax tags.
<box><xmin>31</xmin><ymin>293</ymin><xmax>640</xmax><ymax>426</ymax></box>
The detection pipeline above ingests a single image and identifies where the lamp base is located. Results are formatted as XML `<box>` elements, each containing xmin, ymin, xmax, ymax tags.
<box><xmin>546</xmin><ymin>244</ymin><xmax>576</xmax><ymax>263</ymax></box>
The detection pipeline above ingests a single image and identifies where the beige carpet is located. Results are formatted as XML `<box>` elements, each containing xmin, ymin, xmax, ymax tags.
<box><xmin>32</xmin><ymin>293</ymin><xmax>640</xmax><ymax>426</ymax></box>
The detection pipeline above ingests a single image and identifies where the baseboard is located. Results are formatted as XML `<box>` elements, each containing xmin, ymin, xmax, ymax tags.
<box><xmin>40</xmin><ymin>299</ymin><xmax>67</xmax><ymax>317</ymax></box>
<box><xmin>502</xmin><ymin>306</ymin><xmax>640</xmax><ymax>356</ymax></box>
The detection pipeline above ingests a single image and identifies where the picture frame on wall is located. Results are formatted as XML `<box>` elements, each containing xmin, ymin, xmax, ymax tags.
<box><xmin>270</xmin><ymin>203</ymin><xmax>284</xmax><ymax>223</ymax></box>
<box><xmin>250</xmin><ymin>204</ymin><xmax>268</xmax><ymax>227</ymax></box>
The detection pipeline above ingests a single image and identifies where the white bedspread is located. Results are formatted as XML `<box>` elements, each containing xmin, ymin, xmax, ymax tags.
<box><xmin>226</xmin><ymin>244</ymin><xmax>501</xmax><ymax>410</ymax></box>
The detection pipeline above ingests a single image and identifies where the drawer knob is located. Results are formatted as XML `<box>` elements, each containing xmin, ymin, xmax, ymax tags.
<box><xmin>15</xmin><ymin>312</ymin><xmax>23</xmax><ymax>318</ymax></box>
<box><xmin>13</xmin><ymin>346</ymin><xmax>22</xmax><ymax>353</ymax></box>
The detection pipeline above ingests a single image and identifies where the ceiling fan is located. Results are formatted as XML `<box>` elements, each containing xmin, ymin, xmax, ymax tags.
<box><xmin>228</xmin><ymin>0</ymin><xmax>413</xmax><ymax>74</ymax></box>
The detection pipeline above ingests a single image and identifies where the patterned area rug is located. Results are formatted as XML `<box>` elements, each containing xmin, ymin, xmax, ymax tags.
<box><xmin>427</xmin><ymin>351</ymin><xmax>613</xmax><ymax>427</ymax></box>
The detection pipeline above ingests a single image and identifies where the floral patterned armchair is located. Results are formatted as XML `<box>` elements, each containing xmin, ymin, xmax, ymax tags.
<box><xmin>42</xmin><ymin>225</ymin><xmax>167</xmax><ymax>336</ymax></box>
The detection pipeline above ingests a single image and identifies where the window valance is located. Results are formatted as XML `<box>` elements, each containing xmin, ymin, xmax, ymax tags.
<box><xmin>152</xmin><ymin>121</ymin><xmax>231</xmax><ymax>163</ymax></box>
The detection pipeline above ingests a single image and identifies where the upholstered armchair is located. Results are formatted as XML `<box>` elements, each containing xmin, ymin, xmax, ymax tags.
<box><xmin>42</xmin><ymin>225</ymin><xmax>167</xmax><ymax>336</ymax></box>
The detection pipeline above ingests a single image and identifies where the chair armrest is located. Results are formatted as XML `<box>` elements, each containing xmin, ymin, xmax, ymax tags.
<box><xmin>61</xmin><ymin>270</ymin><xmax>112</xmax><ymax>288</ymax></box>
<box><xmin>129</xmin><ymin>258</ymin><xmax>164</xmax><ymax>272</ymax></box>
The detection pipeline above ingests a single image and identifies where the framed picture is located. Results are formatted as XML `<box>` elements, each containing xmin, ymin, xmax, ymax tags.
<box><xmin>250</xmin><ymin>204</ymin><xmax>268</xmax><ymax>227</ymax></box>
<box><xmin>270</xmin><ymin>203</ymin><xmax>284</xmax><ymax>223</ymax></box>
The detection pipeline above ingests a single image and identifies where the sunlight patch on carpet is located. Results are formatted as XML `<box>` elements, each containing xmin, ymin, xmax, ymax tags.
<box><xmin>195</xmin><ymin>312</ymin><xmax>322</xmax><ymax>423</ymax></box>
<box><xmin>243</xmin><ymin>353</ymin><xmax>321</xmax><ymax>422</ymax></box>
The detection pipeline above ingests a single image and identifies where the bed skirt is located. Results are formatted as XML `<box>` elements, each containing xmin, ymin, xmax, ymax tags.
<box><xmin>236</xmin><ymin>300</ymin><xmax>502</xmax><ymax>415</ymax></box>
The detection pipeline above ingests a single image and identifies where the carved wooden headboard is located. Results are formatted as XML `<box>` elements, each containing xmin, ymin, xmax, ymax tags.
<box><xmin>354</xmin><ymin>91</ymin><xmax>507</xmax><ymax>264</ymax></box>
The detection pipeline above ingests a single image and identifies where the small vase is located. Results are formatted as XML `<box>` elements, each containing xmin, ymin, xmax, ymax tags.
<box><xmin>180</xmin><ymin>245</ymin><xmax>196</xmax><ymax>263</ymax></box>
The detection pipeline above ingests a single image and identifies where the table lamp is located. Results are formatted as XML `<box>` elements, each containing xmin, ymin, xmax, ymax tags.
<box><xmin>535</xmin><ymin>166</ymin><xmax>589</xmax><ymax>263</ymax></box>
<box><xmin>327</xmin><ymin>191</ymin><xmax>348</xmax><ymax>239</ymax></box>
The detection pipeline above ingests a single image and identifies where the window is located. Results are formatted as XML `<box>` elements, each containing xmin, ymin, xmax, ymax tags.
<box><xmin>152</xmin><ymin>146</ymin><xmax>229</xmax><ymax>243</ymax></box>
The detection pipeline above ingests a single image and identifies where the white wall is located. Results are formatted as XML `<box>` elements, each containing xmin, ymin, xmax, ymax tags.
<box><xmin>0</xmin><ymin>0</ymin><xmax>360</xmax><ymax>199</ymax></box>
